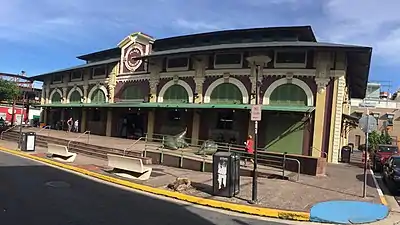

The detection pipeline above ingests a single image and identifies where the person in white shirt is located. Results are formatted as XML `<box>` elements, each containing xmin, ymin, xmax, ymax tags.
<box><xmin>74</xmin><ymin>120</ymin><xmax>79</xmax><ymax>132</ymax></box>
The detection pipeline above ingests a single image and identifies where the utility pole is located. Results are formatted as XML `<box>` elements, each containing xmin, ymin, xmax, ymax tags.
<box><xmin>246</xmin><ymin>55</ymin><xmax>271</xmax><ymax>204</ymax></box>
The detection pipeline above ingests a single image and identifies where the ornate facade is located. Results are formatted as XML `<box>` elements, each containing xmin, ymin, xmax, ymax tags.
<box><xmin>33</xmin><ymin>27</ymin><xmax>372</xmax><ymax>163</ymax></box>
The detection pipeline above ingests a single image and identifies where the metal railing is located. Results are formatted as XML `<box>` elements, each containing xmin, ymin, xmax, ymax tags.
<box><xmin>38</xmin><ymin>125</ymin><xmax>51</xmax><ymax>136</ymax></box>
<box><xmin>0</xmin><ymin>125</ymin><xmax>19</xmax><ymax>139</ymax></box>
<box><xmin>123</xmin><ymin>137</ymin><xmax>144</xmax><ymax>156</ymax></box>
<box><xmin>67</xmin><ymin>130</ymin><xmax>90</xmax><ymax>149</ymax></box>
<box><xmin>311</xmin><ymin>146</ymin><xmax>328</xmax><ymax>158</ymax></box>
<box><xmin>143</xmin><ymin>132</ymin><xmax>301</xmax><ymax>181</ymax></box>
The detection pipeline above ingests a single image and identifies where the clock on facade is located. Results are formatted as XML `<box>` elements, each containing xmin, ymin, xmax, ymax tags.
<box><xmin>124</xmin><ymin>45</ymin><xmax>144</xmax><ymax>71</ymax></box>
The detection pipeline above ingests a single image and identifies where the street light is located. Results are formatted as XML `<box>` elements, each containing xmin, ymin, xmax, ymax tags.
<box><xmin>17</xmin><ymin>91</ymin><xmax>27</xmax><ymax>149</ymax></box>
<box><xmin>246</xmin><ymin>55</ymin><xmax>271</xmax><ymax>203</ymax></box>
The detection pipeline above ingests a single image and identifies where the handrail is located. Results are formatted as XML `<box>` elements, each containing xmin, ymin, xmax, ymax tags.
<box><xmin>285</xmin><ymin>157</ymin><xmax>301</xmax><ymax>181</ymax></box>
<box><xmin>124</xmin><ymin>137</ymin><xmax>144</xmax><ymax>156</ymax></box>
<box><xmin>67</xmin><ymin>131</ymin><xmax>90</xmax><ymax>149</ymax></box>
<box><xmin>0</xmin><ymin>125</ymin><xmax>19</xmax><ymax>139</ymax></box>
<box><xmin>311</xmin><ymin>146</ymin><xmax>328</xmax><ymax>158</ymax></box>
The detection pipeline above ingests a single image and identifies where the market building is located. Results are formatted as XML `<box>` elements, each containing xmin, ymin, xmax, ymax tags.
<box><xmin>32</xmin><ymin>26</ymin><xmax>372</xmax><ymax>163</ymax></box>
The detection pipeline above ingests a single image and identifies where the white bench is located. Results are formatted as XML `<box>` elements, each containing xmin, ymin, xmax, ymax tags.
<box><xmin>107</xmin><ymin>153</ymin><xmax>152</xmax><ymax>180</ymax></box>
<box><xmin>47</xmin><ymin>143</ymin><xmax>77</xmax><ymax>163</ymax></box>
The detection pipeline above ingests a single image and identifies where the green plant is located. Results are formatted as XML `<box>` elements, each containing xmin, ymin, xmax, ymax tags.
<box><xmin>368</xmin><ymin>130</ymin><xmax>393</xmax><ymax>152</ymax></box>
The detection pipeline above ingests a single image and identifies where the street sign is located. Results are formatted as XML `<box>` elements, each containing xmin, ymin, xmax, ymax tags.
<box><xmin>251</xmin><ymin>105</ymin><xmax>262</xmax><ymax>121</ymax></box>
<box><xmin>358</xmin><ymin>115</ymin><xmax>378</xmax><ymax>133</ymax></box>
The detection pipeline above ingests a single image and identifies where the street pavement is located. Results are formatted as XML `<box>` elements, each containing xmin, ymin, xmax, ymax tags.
<box><xmin>0</xmin><ymin>151</ymin><xmax>293</xmax><ymax>225</ymax></box>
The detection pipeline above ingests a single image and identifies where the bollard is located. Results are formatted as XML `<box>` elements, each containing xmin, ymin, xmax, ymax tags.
<box><xmin>282</xmin><ymin>152</ymin><xmax>287</xmax><ymax>179</ymax></box>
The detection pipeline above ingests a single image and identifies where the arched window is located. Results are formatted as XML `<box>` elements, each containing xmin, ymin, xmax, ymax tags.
<box><xmin>121</xmin><ymin>86</ymin><xmax>143</xmax><ymax>100</ymax></box>
<box><xmin>269</xmin><ymin>84</ymin><xmax>307</xmax><ymax>106</ymax></box>
<box><xmin>163</xmin><ymin>85</ymin><xmax>189</xmax><ymax>103</ymax></box>
<box><xmin>69</xmin><ymin>91</ymin><xmax>81</xmax><ymax>103</ymax></box>
<box><xmin>210</xmin><ymin>83</ymin><xmax>242</xmax><ymax>104</ymax></box>
<box><xmin>51</xmin><ymin>92</ymin><xmax>62</xmax><ymax>103</ymax></box>
<box><xmin>91</xmin><ymin>89</ymin><xmax>106</xmax><ymax>103</ymax></box>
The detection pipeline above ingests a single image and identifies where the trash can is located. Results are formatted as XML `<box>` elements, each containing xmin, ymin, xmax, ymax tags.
<box><xmin>212</xmin><ymin>151</ymin><xmax>240</xmax><ymax>198</ymax></box>
<box><xmin>20</xmin><ymin>132</ymin><xmax>36</xmax><ymax>152</ymax></box>
<box><xmin>341</xmin><ymin>146</ymin><xmax>351</xmax><ymax>163</ymax></box>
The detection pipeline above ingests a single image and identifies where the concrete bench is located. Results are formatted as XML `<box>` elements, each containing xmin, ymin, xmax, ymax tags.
<box><xmin>107</xmin><ymin>153</ymin><xmax>152</xmax><ymax>180</ymax></box>
<box><xmin>47</xmin><ymin>143</ymin><xmax>77</xmax><ymax>163</ymax></box>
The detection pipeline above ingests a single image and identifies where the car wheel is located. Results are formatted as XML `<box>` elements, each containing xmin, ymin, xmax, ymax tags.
<box><xmin>372</xmin><ymin>161</ymin><xmax>376</xmax><ymax>171</ymax></box>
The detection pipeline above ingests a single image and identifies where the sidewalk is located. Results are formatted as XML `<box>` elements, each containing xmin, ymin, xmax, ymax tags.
<box><xmin>0</xmin><ymin>140</ymin><xmax>384</xmax><ymax>213</ymax></box>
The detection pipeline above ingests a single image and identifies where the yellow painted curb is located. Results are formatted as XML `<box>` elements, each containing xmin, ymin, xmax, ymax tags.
<box><xmin>0</xmin><ymin>146</ymin><xmax>310</xmax><ymax>221</ymax></box>
<box><xmin>380</xmin><ymin>196</ymin><xmax>388</xmax><ymax>206</ymax></box>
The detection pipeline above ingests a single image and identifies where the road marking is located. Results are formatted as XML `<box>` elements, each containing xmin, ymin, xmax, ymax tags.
<box><xmin>370</xmin><ymin>169</ymin><xmax>388</xmax><ymax>206</ymax></box>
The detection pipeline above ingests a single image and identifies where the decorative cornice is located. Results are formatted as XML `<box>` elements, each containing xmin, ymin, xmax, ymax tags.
<box><xmin>159</xmin><ymin>71</ymin><xmax>195</xmax><ymax>79</ymax></box>
<box><xmin>263</xmin><ymin>69</ymin><xmax>316</xmax><ymax>77</ymax></box>
<box><xmin>205</xmin><ymin>68</ymin><xmax>250</xmax><ymax>77</ymax></box>
<box><xmin>116</xmin><ymin>74</ymin><xmax>149</xmax><ymax>83</ymax></box>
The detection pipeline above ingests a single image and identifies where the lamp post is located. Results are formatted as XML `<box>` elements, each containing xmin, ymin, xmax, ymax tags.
<box><xmin>17</xmin><ymin>91</ymin><xmax>26</xmax><ymax>149</ymax></box>
<box><xmin>246</xmin><ymin>56</ymin><xmax>271</xmax><ymax>203</ymax></box>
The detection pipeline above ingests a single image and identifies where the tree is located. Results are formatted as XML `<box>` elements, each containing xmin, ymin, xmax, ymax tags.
<box><xmin>0</xmin><ymin>79</ymin><xmax>20</xmax><ymax>102</ymax></box>
<box><xmin>367</xmin><ymin>130</ymin><xmax>393</xmax><ymax>153</ymax></box>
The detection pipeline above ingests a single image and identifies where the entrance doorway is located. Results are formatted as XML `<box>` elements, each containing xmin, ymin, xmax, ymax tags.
<box><xmin>118</xmin><ymin>113</ymin><xmax>145</xmax><ymax>139</ymax></box>
<box><xmin>355</xmin><ymin>135</ymin><xmax>361</xmax><ymax>149</ymax></box>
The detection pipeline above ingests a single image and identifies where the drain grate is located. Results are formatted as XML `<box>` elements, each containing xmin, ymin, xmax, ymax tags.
<box><xmin>45</xmin><ymin>181</ymin><xmax>71</xmax><ymax>188</ymax></box>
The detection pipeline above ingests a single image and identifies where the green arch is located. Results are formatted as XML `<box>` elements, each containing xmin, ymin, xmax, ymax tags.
<box><xmin>270</xmin><ymin>83</ymin><xmax>307</xmax><ymax>106</ymax></box>
<box><xmin>91</xmin><ymin>89</ymin><xmax>106</xmax><ymax>103</ymax></box>
<box><xmin>210</xmin><ymin>83</ymin><xmax>242</xmax><ymax>104</ymax></box>
<box><xmin>121</xmin><ymin>86</ymin><xmax>143</xmax><ymax>100</ymax></box>
<box><xmin>51</xmin><ymin>92</ymin><xmax>62</xmax><ymax>103</ymax></box>
<box><xmin>69</xmin><ymin>91</ymin><xmax>81</xmax><ymax>103</ymax></box>
<box><xmin>163</xmin><ymin>85</ymin><xmax>189</xmax><ymax>103</ymax></box>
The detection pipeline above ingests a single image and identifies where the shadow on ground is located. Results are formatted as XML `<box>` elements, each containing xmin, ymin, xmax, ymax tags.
<box><xmin>356</xmin><ymin>174</ymin><xmax>376</xmax><ymax>188</ymax></box>
<box><xmin>0</xmin><ymin>151</ymin><xmax>291</xmax><ymax>225</ymax></box>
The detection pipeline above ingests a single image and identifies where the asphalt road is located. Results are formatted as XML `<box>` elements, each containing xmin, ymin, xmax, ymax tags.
<box><xmin>0</xmin><ymin>151</ymin><xmax>292</xmax><ymax>225</ymax></box>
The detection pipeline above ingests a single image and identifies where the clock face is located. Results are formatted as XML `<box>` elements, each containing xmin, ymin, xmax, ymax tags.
<box><xmin>124</xmin><ymin>45</ymin><xmax>143</xmax><ymax>71</ymax></box>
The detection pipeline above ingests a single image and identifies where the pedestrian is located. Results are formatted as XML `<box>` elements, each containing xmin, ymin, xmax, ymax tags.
<box><xmin>244</xmin><ymin>135</ymin><xmax>254</xmax><ymax>167</ymax></box>
<box><xmin>67</xmin><ymin>117</ymin><xmax>73</xmax><ymax>132</ymax></box>
<box><xmin>74</xmin><ymin>119</ymin><xmax>79</xmax><ymax>132</ymax></box>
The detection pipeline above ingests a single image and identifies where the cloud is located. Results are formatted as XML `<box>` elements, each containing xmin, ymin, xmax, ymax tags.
<box><xmin>318</xmin><ymin>0</ymin><xmax>400</xmax><ymax>63</ymax></box>
<box><xmin>173</xmin><ymin>19</ymin><xmax>222</xmax><ymax>32</ymax></box>
<box><xmin>1</xmin><ymin>0</ymin><xmax>400</xmax><ymax>65</ymax></box>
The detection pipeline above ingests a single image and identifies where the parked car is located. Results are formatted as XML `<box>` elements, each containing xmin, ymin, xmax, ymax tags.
<box><xmin>372</xmin><ymin>144</ymin><xmax>399</xmax><ymax>172</ymax></box>
<box><xmin>383</xmin><ymin>156</ymin><xmax>400</xmax><ymax>192</ymax></box>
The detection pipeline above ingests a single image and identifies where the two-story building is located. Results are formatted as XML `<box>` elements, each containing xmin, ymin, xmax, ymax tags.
<box><xmin>349</xmin><ymin>82</ymin><xmax>400</xmax><ymax>148</ymax></box>
<box><xmin>33</xmin><ymin>26</ymin><xmax>372</xmax><ymax>163</ymax></box>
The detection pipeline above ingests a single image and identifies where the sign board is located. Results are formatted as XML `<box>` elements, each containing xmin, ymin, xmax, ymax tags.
<box><xmin>358</xmin><ymin>115</ymin><xmax>378</xmax><ymax>133</ymax></box>
<box><xmin>251</xmin><ymin>105</ymin><xmax>262</xmax><ymax>121</ymax></box>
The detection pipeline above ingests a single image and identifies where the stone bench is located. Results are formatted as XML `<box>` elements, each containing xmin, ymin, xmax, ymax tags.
<box><xmin>47</xmin><ymin>143</ymin><xmax>77</xmax><ymax>163</ymax></box>
<box><xmin>107</xmin><ymin>153</ymin><xmax>152</xmax><ymax>180</ymax></box>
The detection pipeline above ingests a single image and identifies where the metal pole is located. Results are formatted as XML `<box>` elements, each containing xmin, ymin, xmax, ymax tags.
<box><xmin>251</xmin><ymin>65</ymin><xmax>260</xmax><ymax>203</ymax></box>
<box><xmin>17</xmin><ymin>93</ymin><xmax>26</xmax><ymax>149</ymax></box>
<box><xmin>363</xmin><ymin>114</ymin><xmax>369</xmax><ymax>198</ymax></box>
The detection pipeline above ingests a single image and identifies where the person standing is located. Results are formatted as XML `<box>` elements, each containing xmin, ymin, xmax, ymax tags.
<box><xmin>74</xmin><ymin>119</ymin><xmax>79</xmax><ymax>132</ymax></box>
<box><xmin>244</xmin><ymin>135</ymin><xmax>255</xmax><ymax>167</ymax></box>
<box><xmin>67</xmin><ymin>117</ymin><xmax>73</xmax><ymax>132</ymax></box>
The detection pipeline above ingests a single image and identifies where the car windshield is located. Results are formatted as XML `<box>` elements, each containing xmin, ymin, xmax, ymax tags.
<box><xmin>393</xmin><ymin>158</ymin><xmax>400</xmax><ymax>167</ymax></box>
<box><xmin>378</xmin><ymin>146</ymin><xmax>398</xmax><ymax>153</ymax></box>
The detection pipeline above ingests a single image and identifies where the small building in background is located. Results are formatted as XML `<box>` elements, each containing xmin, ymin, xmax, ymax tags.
<box><xmin>348</xmin><ymin>82</ymin><xmax>400</xmax><ymax>148</ymax></box>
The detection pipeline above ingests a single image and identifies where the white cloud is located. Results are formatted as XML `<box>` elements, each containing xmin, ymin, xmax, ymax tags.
<box><xmin>320</xmin><ymin>0</ymin><xmax>400</xmax><ymax>63</ymax></box>
<box><xmin>1</xmin><ymin>0</ymin><xmax>400</xmax><ymax>65</ymax></box>
<box><xmin>174</xmin><ymin>19</ymin><xmax>222</xmax><ymax>31</ymax></box>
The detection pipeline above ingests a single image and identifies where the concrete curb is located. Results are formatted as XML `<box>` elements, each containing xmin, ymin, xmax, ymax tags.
<box><xmin>0</xmin><ymin>146</ymin><xmax>310</xmax><ymax>221</ymax></box>
<box><xmin>370</xmin><ymin>169</ymin><xmax>388</xmax><ymax>206</ymax></box>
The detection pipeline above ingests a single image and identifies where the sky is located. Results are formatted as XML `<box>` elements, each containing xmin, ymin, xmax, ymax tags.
<box><xmin>0</xmin><ymin>0</ymin><xmax>399</xmax><ymax>91</ymax></box>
